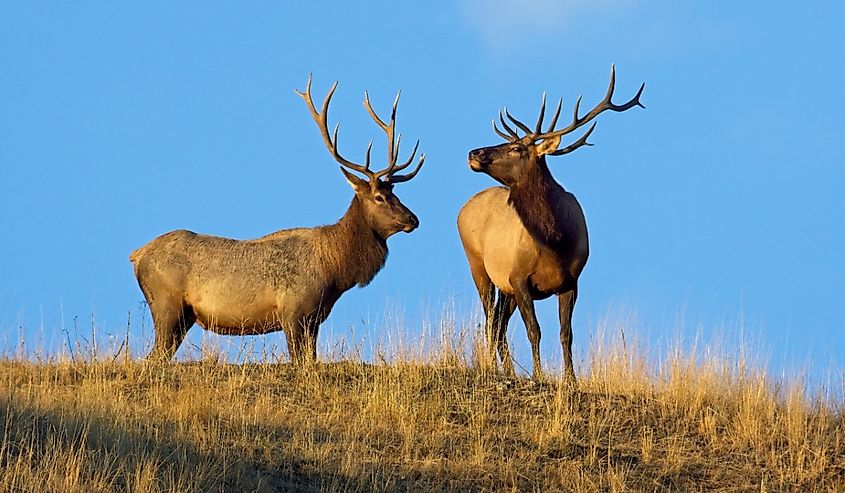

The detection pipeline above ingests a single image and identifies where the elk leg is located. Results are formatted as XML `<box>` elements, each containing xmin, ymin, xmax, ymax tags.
<box><xmin>299</xmin><ymin>300</ymin><xmax>333</xmax><ymax>363</ymax></box>
<box><xmin>303</xmin><ymin>317</ymin><xmax>320</xmax><ymax>362</ymax></box>
<box><xmin>147</xmin><ymin>300</ymin><xmax>195</xmax><ymax>361</ymax></box>
<box><xmin>280</xmin><ymin>326</ymin><xmax>298</xmax><ymax>363</ymax></box>
<box><xmin>286</xmin><ymin>303</ymin><xmax>325</xmax><ymax>365</ymax></box>
<box><xmin>512</xmin><ymin>280</ymin><xmax>543</xmax><ymax>379</ymax></box>
<box><xmin>467</xmin><ymin>258</ymin><xmax>498</xmax><ymax>369</ymax></box>
<box><xmin>492</xmin><ymin>292</ymin><xmax>517</xmax><ymax>376</ymax></box>
<box><xmin>558</xmin><ymin>287</ymin><xmax>578</xmax><ymax>384</ymax></box>
<box><xmin>307</xmin><ymin>326</ymin><xmax>319</xmax><ymax>362</ymax></box>
<box><xmin>286</xmin><ymin>326</ymin><xmax>304</xmax><ymax>364</ymax></box>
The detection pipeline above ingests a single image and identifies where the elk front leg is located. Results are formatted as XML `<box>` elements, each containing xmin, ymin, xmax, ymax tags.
<box><xmin>302</xmin><ymin>298</ymin><xmax>336</xmax><ymax>363</ymax></box>
<box><xmin>512</xmin><ymin>279</ymin><xmax>543</xmax><ymax>379</ymax></box>
<box><xmin>492</xmin><ymin>292</ymin><xmax>517</xmax><ymax>376</ymax></box>
<box><xmin>558</xmin><ymin>286</ymin><xmax>578</xmax><ymax>384</ymax></box>
<box><xmin>467</xmin><ymin>257</ymin><xmax>498</xmax><ymax>370</ymax></box>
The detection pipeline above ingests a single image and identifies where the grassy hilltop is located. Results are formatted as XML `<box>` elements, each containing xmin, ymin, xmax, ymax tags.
<box><xmin>1</xmin><ymin>324</ymin><xmax>843</xmax><ymax>492</ymax></box>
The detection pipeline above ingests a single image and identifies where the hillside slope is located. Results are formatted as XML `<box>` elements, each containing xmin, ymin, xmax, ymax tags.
<box><xmin>1</xmin><ymin>350</ymin><xmax>843</xmax><ymax>492</ymax></box>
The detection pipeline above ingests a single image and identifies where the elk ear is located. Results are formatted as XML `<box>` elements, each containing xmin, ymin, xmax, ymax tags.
<box><xmin>535</xmin><ymin>135</ymin><xmax>562</xmax><ymax>156</ymax></box>
<box><xmin>340</xmin><ymin>167</ymin><xmax>368</xmax><ymax>192</ymax></box>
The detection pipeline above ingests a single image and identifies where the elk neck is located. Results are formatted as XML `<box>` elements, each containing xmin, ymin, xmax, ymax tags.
<box><xmin>321</xmin><ymin>196</ymin><xmax>388</xmax><ymax>289</ymax></box>
<box><xmin>507</xmin><ymin>157</ymin><xmax>580</xmax><ymax>252</ymax></box>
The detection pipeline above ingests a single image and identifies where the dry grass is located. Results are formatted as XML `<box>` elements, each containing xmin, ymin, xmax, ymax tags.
<box><xmin>1</xmin><ymin>318</ymin><xmax>843</xmax><ymax>492</ymax></box>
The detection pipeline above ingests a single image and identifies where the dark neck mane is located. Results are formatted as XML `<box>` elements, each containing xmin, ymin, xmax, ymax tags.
<box><xmin>508</xmin><ymin>158</ymin><xmax>578</xmax><ymax>251</ymax></box>
<box><xmin>323</xmin><ymin>197</ymin><xmax>388</xmax><ymax>289</ymax></box>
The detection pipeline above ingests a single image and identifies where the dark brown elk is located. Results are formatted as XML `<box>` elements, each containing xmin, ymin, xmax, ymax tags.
<box><xmin>458</xmin><ymin>65</ymin><xmax>644</xmax><ymax>381</ymax></box>
<box><xmin>130</xmin><ymin>76</ymin><xmax>424</xmax><ymax>362</ymax></box>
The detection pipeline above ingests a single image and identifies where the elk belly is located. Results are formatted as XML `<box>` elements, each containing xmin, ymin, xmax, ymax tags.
<box><xmin>188</xmin><ymin>285</ymin><xmax>283</xmax><ymax>334</ymax></box>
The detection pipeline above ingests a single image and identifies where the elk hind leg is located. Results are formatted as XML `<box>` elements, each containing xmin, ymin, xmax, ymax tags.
<box><xmin>147</xmin><ymin>299</ymin><xmax>195</xmax><ymax>362</ymax></box>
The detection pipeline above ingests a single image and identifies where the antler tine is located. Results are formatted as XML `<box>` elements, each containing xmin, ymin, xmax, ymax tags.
<box><xmin>605</xmin><ymin>63</ymin><xmax>616</xmax><ymax>105</ymax></box>
<box><xmin>493</xmin><ymin>120</ymin><xmax>514</xmax><ymax>141</ymax></box>
<box><xmin>615</xmin><ymin>82</ymin><xmax>645</xmax><ymax>112</ymax></box>
<box><xmin>536</xmin><ymin>65</ymin><xmax>645</xmax><ymax>142</ymax></box>
<box><xmin>372</xmin><ymin>133</ymin><xmax>403</xmax><ymax>181</ymax></box>
<box><xmin>364</xmin><ymin>140</ymin><xmax>373</xmax><ymax>168</ymax></box>
<box><xmin>390</xmin><ymin>139</ymin><xmax>420</xmax><ymax>173</ymax></box>
<box><xmin>386</xmin><ymin>153</ymin><xmax>425</xmax><ymax>184</ymax></box>
<box><xmin>534</xmin><ymin>93</ymin><xmax>547</xmax><ymax>136</ymax></box>
<box><xmin>498</xmin><ymin>110</ymin><xmax>520</xmax><ymax>140</ymax></box>
<box><xmin>330</xmin><ymin>124</ymin><xmax>371</xmax><ymax>175</ymax></box>
<box><xmin>363</xmin><ymin>90</ymin><xmax>399</xmax><ymax>167</ymax></box>
<box><xmin>363</xmin><ymin>90</ymin><xmax>388</xmax><ymax>129</ymax></box>
<box><xmin>390</xmin><ymin>91</ymin><xmax>400</xmax><ymax>129</ymax></box>
<box><xmin>545</xmin><ymin>97</ymin><xmax>562</xmax><ymax>133</ymax></box>
<box><xmin>572</xmin><ymin>95</ymin><xmax>582</xmax><ymax>128</ymax></box>
<box><xmin>504</xmin><ymin>107</ymin><xmax>532</xmax><ymax>136</ymax></box>
<box><xmin>549</xmin><ymin>122</ymin><xmax>596</xmax><ymax>156</ymax></box>
<box><xmin>297</xmin><ymin>75</ymin><xmax>373</xmax><ymax>177</ymax></box>
<box><xmin>601</xmin><ymin>64</ymin><xmax>646</xmax><ymax>112</ymax></box>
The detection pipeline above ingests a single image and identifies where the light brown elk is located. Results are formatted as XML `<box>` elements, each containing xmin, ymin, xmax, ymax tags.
<box><xmin>458</xmin><ymin>65</ymin><xmax>644</xmax><ymax>381</ymax></box>
<box><xmin>131</xmin><ymin>76</ymin><xmax>424</xmax><ymax>362</ymax></box>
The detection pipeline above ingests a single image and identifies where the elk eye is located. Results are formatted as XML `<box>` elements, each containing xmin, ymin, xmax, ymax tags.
<box><xmin>374</xmin><ymin>194</ymin><xmax>386</xmax><ymax>204</ymax></box>
<box><xmin>510</xmin><ymin>146</ymin><xmax>521</xmax><ymax>153</ymax></box>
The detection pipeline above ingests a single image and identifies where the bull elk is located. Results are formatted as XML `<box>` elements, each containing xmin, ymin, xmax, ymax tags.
<box><xmin>458</xmin><ymin>65</ymin><xmax>644</xmax><ymax>381</ymax></box>
<box><xmin>130</xmin><ymin>76</ymin><xmax>425</xmax><ymax>362</ymax></box>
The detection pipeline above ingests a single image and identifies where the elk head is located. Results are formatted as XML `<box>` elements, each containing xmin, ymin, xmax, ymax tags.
<box><xmin>468</xmin><ymin>65</ymin><xmax>645</xmax><ymax>186</ymax></box>
<box><xmin>298</xmin><ymin>76</ymin><xmax>425</xmax><ymax>238</ymax></box>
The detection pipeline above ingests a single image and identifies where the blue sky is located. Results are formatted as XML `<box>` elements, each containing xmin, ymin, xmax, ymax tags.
<box><xmin>1</xmin><ymin>2</ymin><xmax>843</xmax><ymax>379</ymax></box>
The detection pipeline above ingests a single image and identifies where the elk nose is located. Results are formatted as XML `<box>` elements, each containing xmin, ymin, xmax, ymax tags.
<box><xmin>404</xmin><ymin>212</ymin><xmax>420</xmax><ymax>232</ymax></box>
<box><xmin>468</xmin><ymin>148</ymin><xmax>488</xmax><ymax>171</ymax></box>
<box><xmin>468</xmin><ymin>148</ymin><xmax>486</xmax><ymax>160</ymax></box>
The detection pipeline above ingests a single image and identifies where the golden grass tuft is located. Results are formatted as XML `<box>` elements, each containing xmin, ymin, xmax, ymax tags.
<box><xmin>1</xmin><ymin>318</ymin><xmax>843</xmax><ymax>492</ymax></box>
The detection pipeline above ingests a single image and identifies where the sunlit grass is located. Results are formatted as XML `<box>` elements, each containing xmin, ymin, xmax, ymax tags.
<box><xmin>1</xmin><ymin>312</ymin><xmax>843</xmax><ymax>492</ymax></box>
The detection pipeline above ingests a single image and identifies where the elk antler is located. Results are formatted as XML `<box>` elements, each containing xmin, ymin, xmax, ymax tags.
<box><xmin>492</xmin><ymin>65</ymin><xmax>645</xmax><ymax>154</ymax></box>
<box><xmin>363</xmin><ymin>90</ymin><xmax>425</xmax><ymax>184</ymax></box>
<box><xmin>297</xmin><ymin>75</ymin><xmax>425</xmax><ymax>185</ymax></box>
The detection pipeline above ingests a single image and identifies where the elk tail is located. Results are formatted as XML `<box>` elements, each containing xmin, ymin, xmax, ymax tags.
<box><xmin>129</xmin><ymin>244</ymin><xmax>150</xmax><ymax>264</ymax></box>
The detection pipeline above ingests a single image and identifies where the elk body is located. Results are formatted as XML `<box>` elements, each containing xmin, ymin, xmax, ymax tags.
<box><xmin>458</xmin><ymin>66</ymin><xmax>644</xmax><ymax>381</ymax></box>
<box><xmin>131</xmin><ymin>77</ymin><xmax>425</xmax><ymax>362</ymax></box>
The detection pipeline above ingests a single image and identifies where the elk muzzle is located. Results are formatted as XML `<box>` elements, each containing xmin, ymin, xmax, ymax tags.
<box><xmin>401</xmin><ymin>212</ymin><xmax>420</xmax><ymax>233</ymax></box>
<box><xmin>468</xmin><ymin>147</ymin><xmax>491</xmax><ymax>172</ymax></box>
